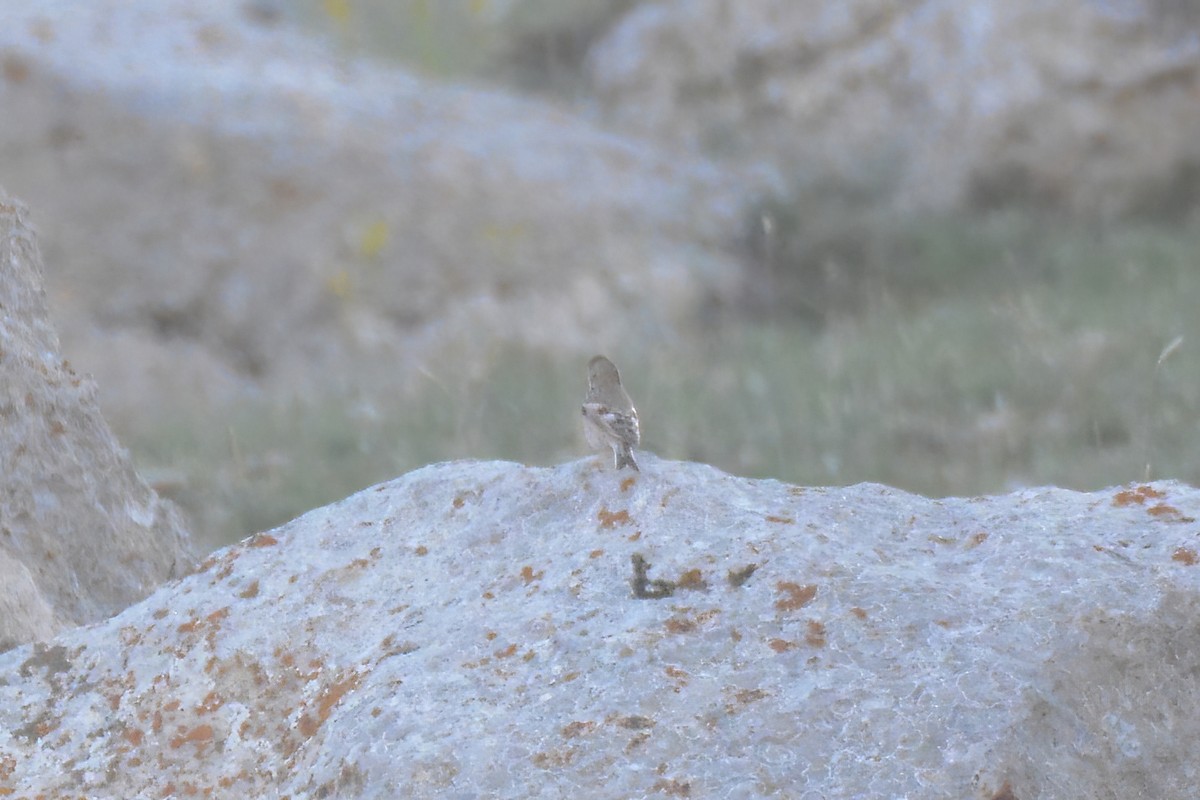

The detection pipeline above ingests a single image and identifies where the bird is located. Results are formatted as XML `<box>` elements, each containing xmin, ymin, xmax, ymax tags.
<box><xmin>581</xmin><ymin>355</ymin><xmax>640</xmax><ymax>471</ymax></box>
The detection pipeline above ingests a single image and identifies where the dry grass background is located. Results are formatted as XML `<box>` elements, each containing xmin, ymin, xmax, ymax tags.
<box><xmin>87</xmin><ymin>1</ymin><xmax>1200</xmax><ymax>546</ymax></box>
<box><xmin>124</xmin><ymin>206</ymin><xmax>1200</xmax><ymax>545</ymax></box>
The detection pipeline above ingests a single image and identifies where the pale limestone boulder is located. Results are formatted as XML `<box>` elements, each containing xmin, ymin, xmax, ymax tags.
<box><xmin>0</xmin><ymin>456</ymin><xmax>1197</xmax><ymax>797</ymax></box>
<box><xmin>589</xmin><ymin>0</ymin><xmax>1200</xmax><ymax>217</ymax></box>
<box><xmin>0</xmin><ymin>551</ymin><xmax>61</xmax><ymax>651</ymax></box>
<box><xmin>0</xmin><ymin>0</ymin><xmax>762</xmax><ymax>410</ymax></box>
<box><xmin>0</xmin><ymin>197</ymin><xmax>196</xmax><ymax>649</ymax></box>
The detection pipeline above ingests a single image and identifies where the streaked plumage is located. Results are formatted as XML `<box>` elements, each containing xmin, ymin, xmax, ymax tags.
<box><xmin>581</xmin><ymin>355</ymin><xmax>640</xmax><ymax>471</ymax></box>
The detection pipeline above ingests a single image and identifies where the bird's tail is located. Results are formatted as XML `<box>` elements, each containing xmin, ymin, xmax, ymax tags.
<box><xmin>615</xmin><ymin>445</ymin><xmax>639</xmax><ymax>472</ymax></box>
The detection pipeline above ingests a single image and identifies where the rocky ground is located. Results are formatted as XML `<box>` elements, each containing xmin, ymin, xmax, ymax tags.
<box><xmin>2</xmin><ymin>455</ymin><xmax>1198</xmax><ymax>797</ymax></box>
<box><xmin>3</xmin><ymin>3</ymin><xmax>1200</xmax><ymax>791</ymax></box>
<box><xmin>0</xmin><ymin>198</ymin><xmax>194</xmax><ymax>650</ymax></box>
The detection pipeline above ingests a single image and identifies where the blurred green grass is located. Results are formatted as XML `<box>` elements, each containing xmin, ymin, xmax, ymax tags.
<box><xmin>126</xmin><ymin>210</ymin><xmax>1200</xmax><ymax>547</ymax></box>
<box><xmin>292</xmin><ymin>0</ymin><xmax>635</xmax><ymax>92</ymax></box>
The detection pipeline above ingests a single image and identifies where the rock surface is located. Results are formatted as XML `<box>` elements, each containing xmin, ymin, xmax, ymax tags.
<box><xmin>0</xmin><ymin>197</ymin><xmax>195</xmax><ymax>650</ymax></box>
<box><xmin>1</xmin><ymin>455</ymin><xmax>1197</xmax><ymax>798</ymax></box>
<box><xmin>589</xmin><ymin>0</ymin><xmax>1200</xmax><ymax>216</ymax></box>
<box><xmin>0</xmin><ymin>0</ymin><xmax>761</xmax><ymax>405</ymax></box>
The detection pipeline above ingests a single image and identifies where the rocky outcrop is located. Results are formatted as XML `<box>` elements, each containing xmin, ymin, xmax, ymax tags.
<box><xmin>1</xmin><ymin>456</ymin><xmax>1196</xmax><ymax>797</ymax></box>
<box><xmin>0</xmin><ymin>197</ymin><xmax>196</xmax><ymax>650</ymax></box>
<box><xmin>589</xmin><ymin>0</ymin><xmax>1200</xmax><ymax>217</ymax></box>
<box><xmin>0</xmin><ymin>0</ymin><xmax>761</xmax><ymax>407</ymax></box>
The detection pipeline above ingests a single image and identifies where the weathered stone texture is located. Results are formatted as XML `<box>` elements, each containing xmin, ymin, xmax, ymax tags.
<box><xmin>0</xmin><ymin>197</ymin><xmax>195</xmax><ymax>649</ymax></box>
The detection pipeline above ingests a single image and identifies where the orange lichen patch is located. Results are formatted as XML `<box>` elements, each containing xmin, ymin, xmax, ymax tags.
<box><xmin>658</xmin><ymin>488</ymin><xmax>681</xmax><ymax>509</ymax></box>
<box><xmin>494</xmin><ymin>643</ymin><xmax>518</xmax><ymax>659</ymax></box>
<box><xmin>119</xmin><ymin>625</ymin><xmax>144</xmax><ymax>647</ymax></box>
<box><xmin>532</xmin><ymin>748</ymin><xmax>578</xmax><ymax>769</ymax></box>
<box><xmin>378</xmin><ymin>635</ymin><xmax>419</xmax><ymax>660</ymax></box>
<box><xmin>298</xmin><ymin>671</ymin><xmax>363</xmax><ymax>739</ymax></box>
<box><xmin>966</xmin><ymin>532</ymin><xmax>989</xmax><ymax>548</ymax></box>
<box><xmin>627</xmin><ymin>531</ymin><xmax>642</xmax><ymax>542</ymax></box>
<box><xmin>1113</xmin><ymin>485</ymin><xmax>1165</xmax><ymax>506</ymax></box>
<box><xmin>665</xmin><ymin>665</ymin><xmax>689</xmax><ymax>682</ymax></box>
<box><xmin>248</xmin><ymin>533</ymin><xmax>279</xmax><ymax>547</ymax></box>
<box><xmin>196</xmin><ymin>691</ymin><xmax>224</xmax><ymax>714</ymax></box>
<box><xmin>169</xmin><ymin>723</ymin><xmax>214</xmax><ymax>750</ymax></box>
<box><xmin>765</xmin><ymin>514</ymin><xmax>794</xmax><ymax>524</ymax></box>
<box><xmin>598</xmin><ymin>508</ymin><xmax>631</xmax><ymax>529</ymax></box>
<box><xmin>153</xmin><ymin>608</ymin><xmax>170</xmax><ymax>620</ymax></box>
<box><xmin>177</xmin><ymin>607</ymin><xmax>231</xmax><ymax>648</ymax></box>
<box><xmin>521</xmin><ymin>565</ymin><xmax>544</xmax><ymax>584</ymax></box>
<box><xmin>318</xmin><ymin>675</ymin><xmax>361</xmax><ymax>720</ymax></box>
<box><xmin>652</xmin><ymin>778</ymin><xmax>692</xmax><ymax>797</ymax></box>
<box><xmin>214</xmin><ymin>559</ymin><xmax>237</xmax><ymax>581</ymax></box>
<box><xmin>850</xmin><ymin>607</ymin><xmax>868</xmax><ymax>620</ymax></box>
<box><xmin>122</xmin><ymin>726</ymin><xmax>145</xmax><ymax>746</ymax></box>
<box><xmin>625</xmin><ymin>731</ymin><xmax>652</xmax><ymax>753</ymax></box>
<box><xmin>990</xmin><ymin>779</ymin><xmax>1018</xmax><ymax>800</ymax></box>
<box><xmin>414</xmin><ymin>545</ymin><xmax>429</xmax><ymax>556</ymax></box>
<box><xmin>452</xmin><ymin>495</ymin><xmax>465</xmax><ymax>509</ymax></box>
<box><xmin>196</xmin><ymin>555</ymin><xmax>221</xmax><ymax>573</ymax></box>
<box><xmin>664</xmin><ymin>609</ymin><xmax>720</xmax><ymax>634</ymax></box>
<box><xmin>774</xmin><ymin>582</ymin><xmax>817</xmax><ymax>612</ymax></box>
<box><xmin>298</xmin><ymin>714</ymin><xmax>320</xmax><ymax>738</ymax></box>
<box><xmin>481</xmin><ymin>591</ymin><xmax>495</xmax><ymax>600</ymax></box>
<box><xmin>561</xmin><ymin>720</ymin><xmax>595</xmax><ymax>739</ymax></box>
<box><xmin>724</xmin><ymin>687</ymin><xmax>769</xmax><ymax>714</ymax></box>
<box><xmin>620</xmin><ymin>476</ymin><xmax>636</xmax><ymax>492</ymax></box>
<box><xmin>1172</xmin><ymin>547</ymin><xmax>1198</xmax><ymax>565</ymax></box>
<box><xmin>589</xmin><ymin>549</ymin><xmax>604</xmax><ymax>558</ymax></box>
<box><xmin>238</xmin><ymin>580</ymin><xmax>260</xmax><ymax>599</ymax></box>
<box><xmin>676</xmin><ymin>569</ymin><xmax>708</xmax><ymax>590</ymax></box>
<box><xmin>2</xmin><ymin>54</ymin><xmax>30</xmax><ymax>84</ymax></box>
<box><xmin>768</xmin><ymin>638</ymin><xmax>797</xmax><ymax>653</ymax></box>
<box><xmin>1147</xmin><ymin>504</ymin><xmax>1193</xmax><ymax>522</ymax></box>
<box><xmin>805</xmin><ymin>620</ymin><xmax>827</xmax><ymax>647</ymax></box>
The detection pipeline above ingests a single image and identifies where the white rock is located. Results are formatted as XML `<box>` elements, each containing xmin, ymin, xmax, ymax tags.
<box><xmin>1</xmin><ymin>456</ymin><xmax>1197</xmax><ymax>797</ymax></box>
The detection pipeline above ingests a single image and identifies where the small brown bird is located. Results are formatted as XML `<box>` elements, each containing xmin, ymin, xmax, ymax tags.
<box><xmin>582</xmin><ymin>355</ymin><xmax>640</xmax><ymax>471</ymax></box>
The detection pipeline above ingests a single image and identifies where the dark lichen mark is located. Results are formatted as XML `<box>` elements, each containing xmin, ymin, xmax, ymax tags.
<box><xmin>18</xmin><ymin>643</ymin><xmax>73</xmax><ymax>678</ymax></box>
<box><xmin>727</xmin><ymin>564</ymin><xmax>758</xmax><ymax>587</ymax></box>
<box><xmin>631</xmin><ymin>553</ymin><xmax>675</xmax><ymax>599</ymax></box>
